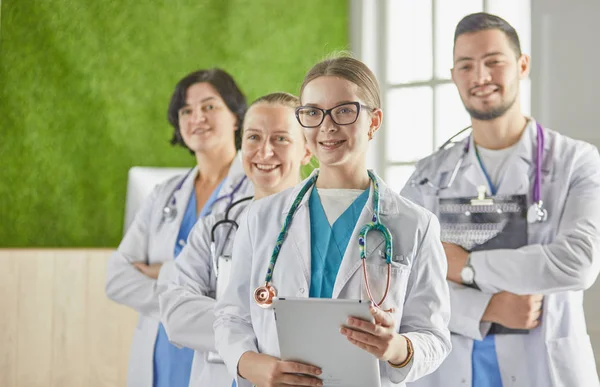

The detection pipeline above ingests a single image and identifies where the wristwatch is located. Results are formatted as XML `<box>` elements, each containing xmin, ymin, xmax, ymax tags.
<box><xmin>460</xmin><ymin>254</ymin><xmax>475</xmax><ymax>285</ymax></box>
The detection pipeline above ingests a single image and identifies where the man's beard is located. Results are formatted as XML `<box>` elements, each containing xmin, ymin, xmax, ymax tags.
<box><xmin>465</xmin><ymin>85</ymin><xmax>518</xmax><ymax>121</ymax></box>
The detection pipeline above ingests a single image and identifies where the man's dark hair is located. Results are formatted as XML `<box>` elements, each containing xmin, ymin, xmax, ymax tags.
<box><xmin>454</xmin><ymin>12</ymin><xmax>522</xmax><ymax>57</ymax></box>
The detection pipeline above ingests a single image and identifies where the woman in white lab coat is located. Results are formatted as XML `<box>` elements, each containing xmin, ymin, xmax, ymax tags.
<box><xmin>105</xmin><ymin>68</ymin><xmax>253</xmax><ymax>387</ymax></box>
<box><xmin>213</xmin><ymin>56</ymin><xmax>452</xmax><ymax>387</ymax></box>
<box><xmin>158</xmin><ymin>92</ymin><xmax>313</xmax><ymax>386</ymax></box>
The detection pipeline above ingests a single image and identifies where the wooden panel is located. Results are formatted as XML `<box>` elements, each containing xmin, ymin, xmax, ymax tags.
<box><xmin>50</xmin><ymin>251</ymin><xmax>88</xmax><ymax>387</ymax></box>
<box><xmin>17</xmin><ymin>252</ymin><xmax>55</xmax><ymax>387</ymax></box>
<box><xmin>87</xmin><ymin>251</ymin><xmax>117</xmax><ymax>387</ymax></box>
<box><xmin>0</xmin><ymin>249</ymin><xmax>137</xmax><ymax>387</ymax></box>
<box><xmin>87</xmin><ymin>250</ymin><xmax>138</xmax><ymax>387</ymax></box>
<box><xmin>0</xmin><ymin>253</ymin><xmax>19</xmax><ymax>387</ymax></box>
<box><xmin>118</xmin><ymin>304</ymin><xmax>138</xmax><ymax>386</ymax></box>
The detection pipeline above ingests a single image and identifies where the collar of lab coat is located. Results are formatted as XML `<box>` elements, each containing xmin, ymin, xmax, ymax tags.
<box><xmin>434</xmin><ymin>117</ymin><xmax>553</xmax><ymax>197</ymax></box>
<box><xmin>280</xmin><ymin>168</ymin><xmax>396</xmax><ymax>216</ymax></box>
<box><xmin>171</xmin><ymin>151</ymin><xmax>248</xmax><ymax>216</ymax></box>
<box><xmin>220</xmin><ymin>151</ymin><xmax>247</xmax><ymax>193</ymax></box>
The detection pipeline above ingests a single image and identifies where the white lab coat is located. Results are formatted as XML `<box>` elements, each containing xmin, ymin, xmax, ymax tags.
<box><xmin>159</xmin><ymin>200</ymin><xmax>251</xmax><ymax>387</ymax></box>
<box><xmin>401</xmin><ymin>120</ymin><xmax>600</xmax><ymax>387</ymax></box>
<box><xmin>105</xmin><ymin>154</ymin><xmax>251</xmax><ymax>387</ymax></box>
<box><xmin>214</xmin><ymin>170</ymin><xmax>452</xmax><ymax>387</ymax></box>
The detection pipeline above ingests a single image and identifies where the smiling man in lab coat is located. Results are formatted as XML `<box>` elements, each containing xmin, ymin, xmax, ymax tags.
<box><xmin>401</xmin><ymin>12</ymin><xmax>600</xmax><ymax>387</ymax></box>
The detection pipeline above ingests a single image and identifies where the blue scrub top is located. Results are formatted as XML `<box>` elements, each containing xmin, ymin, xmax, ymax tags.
<box><xmin>471</xmin><ymin>151</ymin><xmax>504</xmax><ymax>387</ymax></box>
<box><xmin>309</xmin><ymin>188</ymin><xmax>369</xmax><ymax>298</ymax></box>
<box><xmin>153</xmin><ymin>180</ymin><xmax>225</xmax><ymax>387</ymax></box>
<box><xmin>472</xmin><ymin>335</ymin><xmax>503</xmax><ymax>387</ymax></box>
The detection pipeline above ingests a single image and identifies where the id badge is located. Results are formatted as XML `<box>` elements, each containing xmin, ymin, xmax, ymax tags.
<box><xmin>216</xmin><ymin>255</ymin><xmax>233</xmax><ymax>301</ymax></box>
<box><xmin>208</xmin><ymin>255</ymin><xmax>233</xmax><ymax>364</ymax></box>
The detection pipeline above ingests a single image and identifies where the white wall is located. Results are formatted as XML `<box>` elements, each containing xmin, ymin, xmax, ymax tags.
<box><xmin>531</xmin><ymin>0</ymin><xmax>600</xmax><ymax>146</ymax></box>
<box><xmin>531</xmin><ymin>0</ymin><xmax>600</xmax><ymax>369</ymax></box>
<box><xmin>349</xmin><ymin>0</ymin><xmax>384</xmax><ymax>172</ymax></box>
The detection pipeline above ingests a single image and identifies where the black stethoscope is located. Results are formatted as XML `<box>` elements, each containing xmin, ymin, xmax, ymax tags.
<box><xmin>161</xmin><ymin>170</ymin><xmax>247</xmax><ymax>224</ymax></box>
<box><xmin>412</xmin><ymin>123</ymin><xmax>548</xmax><ymax>224</ymax></box>
<box><xmin>210</xmin><ymin>195</ymin><xmax>253</xmax><ymax>276</ymax></box>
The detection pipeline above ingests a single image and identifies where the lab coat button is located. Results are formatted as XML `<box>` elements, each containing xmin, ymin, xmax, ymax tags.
<box><xmin>511</xmin><ymin>376</ymin><xmax>516</xmax><ymax>382</ymax></box>
<box><xmin>461</xmin><ymin>379</ymin><xmax>466</xmax><ymax>384</ymax></box>
<box><xmin>299</xmin><ymin>288</ymin><xmax>305</xmax><ymax>294</ymax></box>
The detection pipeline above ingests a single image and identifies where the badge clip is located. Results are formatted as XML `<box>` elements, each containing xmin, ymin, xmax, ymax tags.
<box><xmin>470</xmin><ymin>185</ymin><xmax>494</xmax><ymax>206</ymax></box>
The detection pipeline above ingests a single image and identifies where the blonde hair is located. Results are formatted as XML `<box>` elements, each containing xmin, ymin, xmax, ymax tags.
<box><xmin>243</xmin><ymin>92</ymin><xmax>304</xmax><ymax>140</ymax></box>
<box><xmin>300</xmin><ymin>52</ymin><xmax>381</xmax><ymax>109</ymax></box>
<box><xmin>248</xmin><ymin>92</ymin><xmax>300</xmax><ymax>110</ymax></box>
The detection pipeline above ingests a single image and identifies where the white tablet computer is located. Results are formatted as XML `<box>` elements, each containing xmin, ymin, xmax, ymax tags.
<box><xmin>272</xmin><ymin>297</ymin><xmax>381</xmax><ymax>387</ymax></box>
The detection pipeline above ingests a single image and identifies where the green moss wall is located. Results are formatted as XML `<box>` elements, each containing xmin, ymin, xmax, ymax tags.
<box><xmin>0</xmin><ymin>0</ymin><xmax>348</xmax><ymax>247</ymax></box>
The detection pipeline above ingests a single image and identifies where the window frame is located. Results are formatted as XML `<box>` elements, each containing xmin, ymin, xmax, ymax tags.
<box><xmin>350</xmin><ymin>0</ymin><xmax>532</xmax><ymax>192</ymax></box>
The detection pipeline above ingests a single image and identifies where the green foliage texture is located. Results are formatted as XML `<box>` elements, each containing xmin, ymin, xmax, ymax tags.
<box><xmin>0</xmin><ymin>0</ymin><xmax>347</xmax><ymax>246</ymax></box>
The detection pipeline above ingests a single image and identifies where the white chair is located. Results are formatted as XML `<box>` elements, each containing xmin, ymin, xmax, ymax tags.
<box><xmin>123</xmin><ymin>166</ymin><xmax>189</xmax><ymax>233</ymax></box>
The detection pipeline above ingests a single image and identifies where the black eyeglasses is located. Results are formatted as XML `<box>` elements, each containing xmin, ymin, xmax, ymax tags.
<box><xmin>295</xmin><ymin>102</ymin><xmax>371</xmax><ymax>128</ymax></box>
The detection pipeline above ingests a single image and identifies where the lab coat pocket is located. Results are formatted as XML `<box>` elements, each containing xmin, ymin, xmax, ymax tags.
<box><xmin>364</xmin><ymin>262</ymin><xmax>410</xmax><ymax>315</ymax></box>
<box><xmin>546</xmin><ymin>334</ymin><xmax>599</xmax><ymax>387</ymax></box>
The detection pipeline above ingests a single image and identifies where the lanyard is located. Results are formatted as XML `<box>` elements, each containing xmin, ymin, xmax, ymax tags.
<box><xmin>471</xmin><ymin>122</ymin><xmax>544</xmax><ymax>199</ymax></box>
<box><xmin>473</xmin><ymin>146</ymin><xmax>498</xmax><ymax>196</ymax></box>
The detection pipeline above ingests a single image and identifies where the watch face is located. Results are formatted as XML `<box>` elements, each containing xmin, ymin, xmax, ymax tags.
<box><xmin>461</xmin><ymin>266</ymin><xmax>474</xmax><ymax>284</ymax></box>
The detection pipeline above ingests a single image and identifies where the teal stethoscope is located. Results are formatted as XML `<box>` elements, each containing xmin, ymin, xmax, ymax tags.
<box><xmin>413</xmin><ymin>122</ymin><xmax>548</xmax><ymax>224</ymax></box>
<box><xmin>253</xmin><ymin>170</ymin><xmax>394</xmax><ymax>311</ymax></box>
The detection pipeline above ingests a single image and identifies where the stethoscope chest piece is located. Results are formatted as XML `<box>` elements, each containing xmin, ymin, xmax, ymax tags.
<box><xmin>254</xmin><ymin>284</ymin><xmax>277</xmax><ymax>309</ymax></box>
<box><xmin>527</xmin><ymin>201</ymin><xmax>548</xmax><ymax>224</ymax></box>
<box><xmin>162</xmin><ymin>205</ymin><xmax>177</xmax><ymax>223</ymax></box>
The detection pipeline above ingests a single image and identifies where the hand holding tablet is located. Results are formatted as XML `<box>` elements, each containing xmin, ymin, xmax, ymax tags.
<box><xmin>340</xmin><ymin>305</ymin><xmax>411</xmax><ymax>367</ymax></box>
<box><xmin>272</xmin><ymin>298</ymin><xmax>383</xmax><ymax>387</ymax></box>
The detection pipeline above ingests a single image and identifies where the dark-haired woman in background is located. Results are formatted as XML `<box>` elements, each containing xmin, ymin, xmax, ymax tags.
<box><xmin>106</xmin><ymin>68</ymin><xmax>253</xmax><ymax>387</ymax></box>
